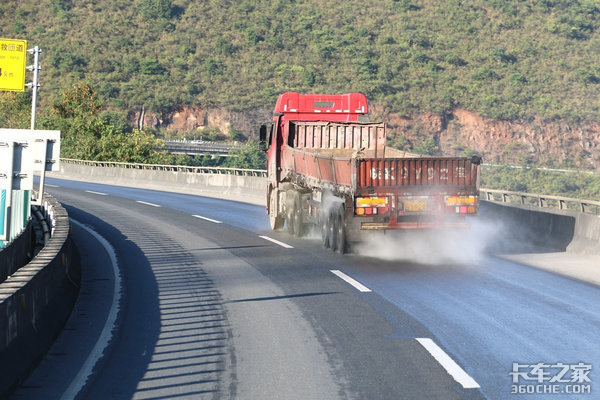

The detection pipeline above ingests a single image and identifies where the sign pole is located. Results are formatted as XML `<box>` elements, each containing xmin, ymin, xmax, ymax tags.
<box><xmin>26</xmin><ymin>46</ymin><xmax>41</xmax><ymax>130</ymax></box>
<box><xmin>34</xmin><ymin>138</ymin><xmax>47</xmax><ymax>205</ymax></box>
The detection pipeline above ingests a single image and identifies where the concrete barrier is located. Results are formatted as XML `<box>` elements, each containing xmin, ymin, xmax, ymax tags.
<box><xmin>480</xmin><ymin>201</ymin><xmax>600</xmax><ymax>255</ymax></box>
<box><xmin>49</xmin><ymin>162</ymin><xmax>266</xmax><ymax>206</ymax></box>
<box><xmin>564</xmin><ymin>211</ymin><xmax>600</xmax><ymax>254</ymax></box>
<box><xmin>0</xmin><ymin>194</ymin><xmax>80</xmax><ymax>398</ymax></box>
<box><xmin>0</xmin><ymin>223</ymin><xmax>33</xmax><ymax>283</ymax></box>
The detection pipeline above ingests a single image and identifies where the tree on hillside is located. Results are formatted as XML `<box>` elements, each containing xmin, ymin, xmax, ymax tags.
<box><xmin>0</xmin><ymin>92</ymin><xmax>31</xmax><ymax>129</ymax></box>
<box><xmin>42</xmin><ymin>82</ymin><xmax>171</xmax><ymax>163</ymax></box>
<box><xmin>138</xmin><ymin>0</ymin><xmax>172</xmax><ymax>20</ymax></box>
<box><xmin>223</xmin><ymin>140</ymin><xmax>266</xmax><ymax>170</ymax></box>
<box><xmin>42</xmin><ymin>82</ymin><xmax>111</xmax><ymax>159</ymax></box>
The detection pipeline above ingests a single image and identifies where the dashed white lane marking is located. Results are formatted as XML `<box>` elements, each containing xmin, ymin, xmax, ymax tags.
<box><xmin>259</xmin><ymin>235</ymin><xmax>294</xmax><ymax>249</ymax></box>
<box><xmin>330</xmin><ymin>270</ymin><xmax>372</xmax><ymax>292</ymax></box>
<box><xmin>85</xmin><ymin>190</ymin><xmax>107</xmax><ymax>196</ymax></box>
<box><xmin>416</xmin><ymin>338</ymin><xmax>480</xmax><ymax>389</ymax></box>
<box><xmin>62</xmin><ymin>219</ymin><xmax>122</xmax><ymax>400</ymax></box>
<box><xmin>193</xmin><ymin>214</ymin><xmax>223</xmax><ymax>224</ymax></box>
<box><xmin>136</xmin><ymin>200</ymin><xmax>161</xmax><ymax>207</ymax></box>
<box><xmin>46</xmin><ymin>184</ymin><xmax>59</xmax><ymax>188</ymax></box>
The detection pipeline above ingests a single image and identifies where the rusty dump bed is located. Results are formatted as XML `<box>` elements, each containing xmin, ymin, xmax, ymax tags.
<box><xmin>288</xmin><ymin>120</ymin><xmax>387</xmax><ymax>158</ymax></box>
<box><xmin>357</xmin><ymin>158</ymin><xmax>478</xmax><ymax>189</ymax></box>
<box><xmin>282</xmin><ymin>121</ymin><xmax>479</xmax><ymax>194</ymax></box>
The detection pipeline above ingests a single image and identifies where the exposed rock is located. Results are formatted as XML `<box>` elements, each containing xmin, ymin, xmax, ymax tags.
<box><xmin>170</xmin><ymin>107</ymin><xmax>207</xmax><ymax>131</ymax></box>
<box><xmin>128</xmin><ymin>106</ymin><xmax>271</xmax><ymax>140</ymax></box>
<box><xmin>384</xmin><ymin>108</ymin><xmax>599</xmax><ymax>169</ymax></box>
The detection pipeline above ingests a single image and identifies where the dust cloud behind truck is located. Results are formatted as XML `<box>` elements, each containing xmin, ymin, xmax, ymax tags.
<box><xmin>259</xmin><ymin>92</ymin><xmax>481</xmax><ymax>253</ymax></box>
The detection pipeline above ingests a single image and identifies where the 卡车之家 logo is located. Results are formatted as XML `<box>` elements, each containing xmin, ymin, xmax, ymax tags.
<box><xmin>510</xmin><ymin>362</ymin><xmax>592</xmax><ymax>395</ymax></box>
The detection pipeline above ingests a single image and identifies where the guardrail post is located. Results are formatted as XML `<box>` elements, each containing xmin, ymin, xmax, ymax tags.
<box><xmin>581</xmin><ymin>203</ymin><xmax>586</xmax><ymax>213</ymax></box>
<box><xmin>502</xmin><ymin>193</ymin><xmax>508</xmax><ymax>203</ymax></box>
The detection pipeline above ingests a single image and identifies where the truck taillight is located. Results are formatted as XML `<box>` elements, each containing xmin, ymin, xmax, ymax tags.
<box><xmin>455</xmin><ymin>206</ymin><xmax>477</xmax><ymax>214</ymax></box>
<box><xmin>444</xmin><ymin>195</ymin><xmax>477</xmax><ymax>215</ymax></box>
<box><xmin>357</xmin><ymin>207</ymin><xmax>379</xmax><ymax>215</ymax></box>
<box><xmin>444</xmin><ymin>195</ymin><xmax>477</xmax><ymax>206</ymax></box>
<box><xmin>356</xmin><ymin>197</ymin><xmax>387</xmax><ymax>207</ymax></box>
<box><xmin>355</xmin><ymin>196</ymin><xmax>388</xmax><ymax>216</ymax></box>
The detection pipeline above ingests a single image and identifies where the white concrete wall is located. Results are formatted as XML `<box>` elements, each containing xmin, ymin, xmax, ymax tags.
<box><xmin>49</xmin><ymin>163</ymin><xmax>267</xmax><ymax>206</ymax></box>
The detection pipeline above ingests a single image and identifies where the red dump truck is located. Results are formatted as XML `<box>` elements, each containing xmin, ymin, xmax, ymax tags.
<box><xmin>259</xmin><ymin>92</ymin><xmax>481</xmax><ymax>253</ymax></box>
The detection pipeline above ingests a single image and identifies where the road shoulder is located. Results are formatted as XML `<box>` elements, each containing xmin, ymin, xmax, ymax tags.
<box><xmin>497</xmin><ymin>252</ymin><xmax>600</xmax><ymax>287</ymax></box>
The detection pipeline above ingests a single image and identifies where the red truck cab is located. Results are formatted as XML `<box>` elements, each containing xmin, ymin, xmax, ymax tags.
<box><xmin>273</xmin><ymin>92</ymin><xmax>368</xmax><ymax>122</ymax></box>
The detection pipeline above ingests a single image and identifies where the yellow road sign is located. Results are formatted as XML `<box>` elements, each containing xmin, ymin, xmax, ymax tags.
<box><xmin>0</xmin><ymin>38</ymin><xmax>27</xmax><ymax>92</ymax></box>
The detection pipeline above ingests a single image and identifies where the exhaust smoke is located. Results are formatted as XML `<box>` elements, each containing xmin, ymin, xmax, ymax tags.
<box><xmin>354</xmin><ymin>218</ymin><xmax>506</xmax><ymax>265</ymax></box>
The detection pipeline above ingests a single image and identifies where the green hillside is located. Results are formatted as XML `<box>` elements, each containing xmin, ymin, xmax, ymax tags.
<box><xmin>1</xmin><ymin>0</ymin><xmax>599</xmax><ymax>123</ymax></box>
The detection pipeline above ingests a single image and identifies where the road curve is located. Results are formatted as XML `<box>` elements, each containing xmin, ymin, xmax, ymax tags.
<box><xmin>11</xmin><ymin>178</ymin><xmax>600</xmax><ymax>400</ymax></box>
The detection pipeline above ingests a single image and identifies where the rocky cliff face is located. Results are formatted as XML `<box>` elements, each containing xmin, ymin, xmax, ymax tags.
<box><xmin>373</xmin><ymin>107</ymin><xmax>599</xmax><ymax>169</ymax></box>
<box><xmin>128</xmin><ymin>106</ymin><xmax>270</xmax><ymax>140</ymax></box>
<box><xmin>130</xmin><ymin>106</ymin><xmax>599</xmax><ymax>169</ymax></box>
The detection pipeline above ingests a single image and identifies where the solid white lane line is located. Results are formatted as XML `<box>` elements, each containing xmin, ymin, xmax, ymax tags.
<box><xmin>136</xmin><ymin>200</ymin><xmax>161</xmax><ymax>207</ymax></box>
<box><xmin>46</xmin><ymin>184</ymin><xmax>59</xmax><ymax>188</ymax></box>
<box><xmin>193</xmin><ymin>215</ymin><xmax>223</xmax><ymax>224</ymax></box>
<box><xmin>330</xmin><ymin>270</ymin><xmax>372</xmax><ymax>292</ymax></box>
<box><xmin>259</xmin><ymin>235</ymin><xmax>294</xmax><ymax>249</ymax></box>
<box><xmin>85</xmin><ymin>190</ymin><xmax>107</xmax><ymax>196</ymax></box>
<box><xmin>416</xmin><ymin>338</ymin><xmax>480</xmax><ymax>389</ymax></box>
<box><xmin>62</xmin><ymin>219</ymin><xmax>122</xmax><ymax>400</ymax></box>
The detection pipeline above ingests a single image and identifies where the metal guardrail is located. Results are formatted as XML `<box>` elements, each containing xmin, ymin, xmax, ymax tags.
<box><xmin>164</xmin><ymin>139</ymin><xmax>245</xmax><ymax>148</ymax></box>
<box><xmin>482</xmin><ymin>163</ymin><xmax>598</xmax><ymax>175</ymax></box>
<box><xmin>162</xmin><ymin>140</ymin><xmax>246</xmax><ymax>156</ymax></box>
<box><xmin>60</xmin><ymin>158</ymin><xmax>268</xmax><ymax>177</ymax></box>
<box><xmin>480</xmin><ymin>188</ymin><xmax>600</xmax><ymax>215</ymax></box>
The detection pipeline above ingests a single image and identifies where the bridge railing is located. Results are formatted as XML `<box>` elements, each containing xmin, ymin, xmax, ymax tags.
<box><xmin>60</xmin><ymin>158</ymin><xmax>267</xmax><ymax>177</ymax></box>
<box><xmin>163</xmin><ymin>140</ymin><xmax>245</xmax><ymax>149</ymax></box>
<box><xmin>480</xmin><ymin>188</ymin><xmax>600</xmax><ymax>215</ymax></box>
<box><xmin>161</xmin><ymin>140</ymin><xmax>246</xmax><ymax>156</ymax></box>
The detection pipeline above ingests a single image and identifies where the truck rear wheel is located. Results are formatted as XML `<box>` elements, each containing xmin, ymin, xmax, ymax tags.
<box><xmin>327</xmin><ymin>207</ymin><xmax>337</xmax><ymax>251</ymax></box>
<box><xmin>286</xmin><ymin>190</ymin><xmax>303</xmax><ymax>236</ymax></box>
<box><xmin>328</xmin><ymin>205</ymin><xmax>347</xmax><ymax>253</ymax></box>
<box><xmin>321</xmin><ymin>210</ymin><xmax>330</xmax><ymax>248</ymax></box>
<box><xmin>269</xmin><ymin>189</ymin><xmax>284</xmax><ymax>230</ymax></box>
<box><xmin>335</xmin><ymin>206</ymin><xmax>347</xmax><ymax>254</ymax></box>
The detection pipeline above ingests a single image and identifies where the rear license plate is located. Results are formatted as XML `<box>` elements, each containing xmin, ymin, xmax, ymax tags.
<box><xmin>404</xmin><ymin>200</ymin><xmax>428</xmax><ymax>212</ymax></box>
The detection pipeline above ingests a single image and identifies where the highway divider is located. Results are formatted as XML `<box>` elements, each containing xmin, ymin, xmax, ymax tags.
<box><xmin>51</xmin><ymin>159</ymin><xmax>266</xmax><ymax>206</ymax></box>
<box><xmin>0</xmin><ymin>221</ymin><xmax>33</xmax><ymax>284</ymax></box>
<box><xmin>480</xmin><ymin>200</ymin><xmax>600</xmax><ymax>255</ymax></box>
<box><xmin>480</xmin><ymin>188</ymin><xmax>600</xmax><ymax>255</ymax></box>
<box><xmin>0</xmin><ymin>194</ymin><xmax>80</xmax><ymax>397</ymax></box>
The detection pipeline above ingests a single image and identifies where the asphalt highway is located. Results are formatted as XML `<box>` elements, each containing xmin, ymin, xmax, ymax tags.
<box><xmin>11</xmin><ymin>178</ymin><xmax>600</xmax><ymax>400</ymax></box>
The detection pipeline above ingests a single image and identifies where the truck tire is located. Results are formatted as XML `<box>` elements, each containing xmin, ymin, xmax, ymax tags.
<box><xmin>335</xmin><ymin>206</ymin><xmax>347</xmax><ymax>254</ymax></box>
<box><xmin>327</xmin><ymin>207</ymin><xmax>337</xmax><ymax>251</ymax></box>
<box><xmin>321</xmin><ymin>210</ymin><xmax>330</xmax><ymax>248</ymax></box>
<box><xmin>269</xmin><ymin>189</ymin><xmax>284</xmax><ymax>231</ymax></box>
<box><xmin>286</xmin><ymin>190</ymin><xmax>303</xmax><ymax>236</ymax></box>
